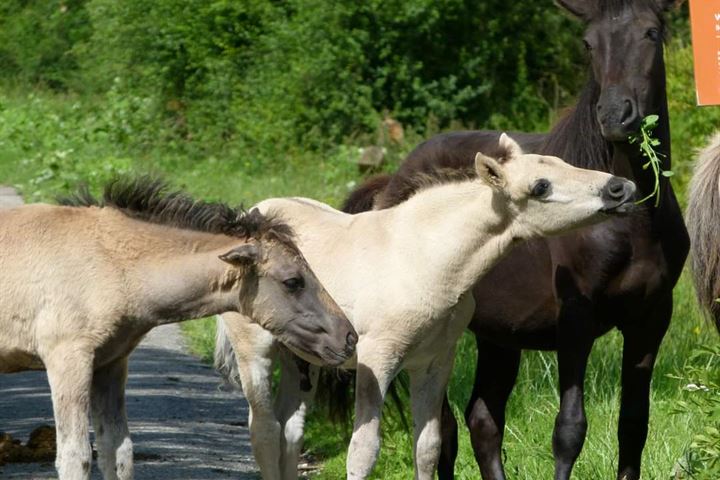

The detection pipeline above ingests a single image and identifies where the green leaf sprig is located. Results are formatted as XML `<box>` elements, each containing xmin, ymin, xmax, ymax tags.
<box><xmin>628</xmin><ymin>114</ymin><xmax>674</xmax><ymax>207</ymax></box>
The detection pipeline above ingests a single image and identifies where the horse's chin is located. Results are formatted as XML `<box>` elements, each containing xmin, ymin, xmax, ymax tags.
<box><xmin>599</xmin><ymin>122</ymin><xmax>640</xmax><ymax>143</ymax></box>
<box><xmin>284</xmin><ymin>343</ymin><xmax>352</xmax><ymax>368</ymax></box>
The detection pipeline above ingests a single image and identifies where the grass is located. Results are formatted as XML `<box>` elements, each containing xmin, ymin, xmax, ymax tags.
<box><xmin>0</xmin><ymin>36</ymin><xmax>717</xmax><ymax>479</ymax></box>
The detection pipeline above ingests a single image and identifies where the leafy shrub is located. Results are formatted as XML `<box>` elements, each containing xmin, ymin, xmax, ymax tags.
<box><xmin>0</xmin><ymin>1</ymin><xmax>91</xmax><ymax>90</ymax></box>
<box><xmin>0</xmin><ymin>0</ymin><xmax>586</xmax><ymax>165</ymax></box>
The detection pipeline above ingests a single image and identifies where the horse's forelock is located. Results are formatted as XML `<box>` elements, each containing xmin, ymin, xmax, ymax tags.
<box><xmin>560</xmin><ymin>0</ymin><xmax>666</xmax><ymax>22</ymax></box>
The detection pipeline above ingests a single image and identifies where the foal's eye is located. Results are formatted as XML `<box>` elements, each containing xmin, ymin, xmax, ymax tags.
<box><xmin>531</xmin><ymin>179</ymin><xmax>551</xmax><ymax>198</ymax></box>
<box><xmin>283</xmin><ymin>277</ymin><xmax>304</xmax><ymax>292</ymax></box>
<box><xmin>646</xmin><ymin>28</ymin><xmax>660</xmax><ymax>42</ymax></box>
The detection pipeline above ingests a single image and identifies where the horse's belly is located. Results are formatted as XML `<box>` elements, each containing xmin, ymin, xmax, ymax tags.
<box><xmin>92</xmin><ymin>323</ymin><xmax>148</xmax><ymax>369</ymax></box>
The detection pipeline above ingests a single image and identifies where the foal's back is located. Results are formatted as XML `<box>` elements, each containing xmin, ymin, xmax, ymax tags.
<box><xmin>0</xmin><ymin>204</ymin><xmax>185</xmax><ymax>372</ymax></box>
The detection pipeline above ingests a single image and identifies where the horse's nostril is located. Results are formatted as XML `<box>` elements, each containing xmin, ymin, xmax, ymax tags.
<box><xmin>610</xmin><ymin>184</ymin><xmax>625</xmax><ymax>198</ymax></box>
<box><xmin>620</xmin><ymin>99</ymin><xmax>634</xmax><ymax>126</ymax></box>
<box><xmin>346</xmin><ymin>331</ymin><xmax>358</xmax><ymax>347</ymax></box>
<box><xmin>605</xmin><ymin>178</ymin><xmax>631</xmax><ymax>201</ymax></box>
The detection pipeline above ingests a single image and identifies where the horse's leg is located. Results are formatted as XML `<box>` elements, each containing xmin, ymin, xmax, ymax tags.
<box><xmin>226</xmin><ymin>315</ymin><xmax>282</xmax><ymax>480</ymax></box>
<box><xmin>616</xmin><ymin>294</ymin><xmax>671</xmax><ymax>480</ymax></box>
<box><xmin>346</xmin><ymin>341</ymin><xmax>402</xmax><ymax>480</ymax></box>
<box><xmin>408</xmin><ymin>353</ymin><xmax>455</xmax><ymax>480</ymax></box>
<box><xmin>465</xmin><ymin>338</ymin><xmax>521</xmax><ymax>480</ymax></box>
<box><xmin>437</xmin><ymin>393</ymin><xmax>458</xmax><ymax>479</ymax></box>
<box><xmin>91</xmin><ymin>355</ymin><xmax>132</xmax><ymax>480</ymax></box>
<box><xmin>552</xmin><ymin>293</ymin><xmax>595</xmax><ymax>480</ymax></box>
<box><xmin>45</xmin><ymin>344</ymin><xmax>95</xmax><ymax>480</ymax></box>
<box><xmin>274</xmin><ymin>348</ymin><xmax>319</xmax><ymax>480</ymax></box>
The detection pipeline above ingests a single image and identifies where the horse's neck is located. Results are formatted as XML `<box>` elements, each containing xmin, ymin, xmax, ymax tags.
<box><xmin>387</xmin><ymin>181</ymin><xmax>517</xmax><ymax>300</ymax></box>
<box><xmin>108</xmin><ymin>218</ymin><xmax>240</xmax><ymax>324</ymax></box>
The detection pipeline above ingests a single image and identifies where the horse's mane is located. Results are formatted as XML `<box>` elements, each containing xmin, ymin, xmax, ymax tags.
<box><xmin>687</xmin><ymin>133</ymin><xmax>720</xmax><ymax>331</ymax></box>
<box><xmin>59</xmin><ymin>177</ymin><xmax>297</xmax><ymax>249</ymax></box>
<box><xmin>373</xmin><ymin>138</ymin><xmax>516</xmax><ymax>208</ymax></box>
<box><xmin>539</xmin><ymin>77</ymin><xmax>613</xmax><ymax>171</ymax></box>
<box><xmin>402</xmin><ymin>167</ymin><xmax>477</xmax><ymax>194</ymax></box>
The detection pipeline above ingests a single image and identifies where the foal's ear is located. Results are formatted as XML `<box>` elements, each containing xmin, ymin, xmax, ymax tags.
<box><xmin>555</xmin><ymin>0</ymin><xmax>592</xmax><ymax>19</ymax></box>
<box><xmin>219</xmin><ymin>243</ymin><xmax>260</xmax><ymax>266</ymax></box>
<box><xmin>498</xmin><ymin>132</ymin><xmax>523</xmax><ymax>161</ymax></box>
<box><xmin>475</xmin><ymin>153</ymin><xmax>507</xmax><ymax>190</ymax></box>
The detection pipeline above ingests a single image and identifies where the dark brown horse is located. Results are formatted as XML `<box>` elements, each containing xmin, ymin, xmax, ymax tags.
<box><xmin>342</xmin><ymin>1</ymin><xmax>688</xmax><ymax>479</ymax></box>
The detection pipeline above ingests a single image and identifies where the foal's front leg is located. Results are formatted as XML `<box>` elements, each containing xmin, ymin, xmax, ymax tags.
<box><xmin>409</xmin><ymin>353</ymin><xmax>456</xmax><ymax>480</ymax></box>
<box><xmin>45</xmin><ymin>344</ymin><xmax>95</xmax><ymax>479</ymax></box>
<box><xmin>91</xmin><ymin>356</ymin><xmax>132</xmax><ymax>480</ymax></box>
<box><xmin>222</xmin><ymin>313</ymin><xmax>283</xmax><ymax>479</ymax></box>
<box><xmin>346</xmin><ymin>341</ymin><xmax>403</xmax><ymax>480</ymax></box>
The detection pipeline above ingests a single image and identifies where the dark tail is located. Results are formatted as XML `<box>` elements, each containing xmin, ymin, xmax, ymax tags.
<box><xmin>315</xmin><ymin>368</ymin><xmax>409</xmax><ymax>431</ymax></box>
<box><xmin>341</xmin><ymin>174</ymin><xmax>391</xmax><ymax>213</ymax></box>
<box><xmin>687</xmin><ymin>133</ymin><xmax>720</xmax><ymax>333</ymax></box>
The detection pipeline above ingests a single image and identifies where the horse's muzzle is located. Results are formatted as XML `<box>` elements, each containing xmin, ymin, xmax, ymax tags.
<box><xmin>600</xmin><ymin>177</ymin><xmax>636</xmax><ymax>213</ymax></box>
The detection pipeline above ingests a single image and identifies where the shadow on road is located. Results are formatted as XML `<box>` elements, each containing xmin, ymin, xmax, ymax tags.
<box><xmin>0</xmin><ymin>342</ymin><xmax>258</xmax><ymax>479</ymax></box>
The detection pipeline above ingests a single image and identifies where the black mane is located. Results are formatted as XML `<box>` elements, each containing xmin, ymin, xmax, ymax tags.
<box><xmin>539</xmin><ymin>76</ymin><xmax>612</xmax><ymax>171</ymax></box>
<box><xmin>59</xmin><ymin>177</ymin><xmax>297</xmax><ymax>247</ymax></box>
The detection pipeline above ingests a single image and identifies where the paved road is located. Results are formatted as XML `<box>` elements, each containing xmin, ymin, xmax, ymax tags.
<box><xmin>0</xmin><ymin>326</ymin><xmax>259</xmax><ymax>480</ymax></box>
<box><xmin>0</xmin><ymin>186</ymin><xmax>259</xmax><ymax>479</ymax></box>
<box><xmin>0</xmin><ymin>186</ymin><xmax>23</xmax><ymax>209</ymax></box>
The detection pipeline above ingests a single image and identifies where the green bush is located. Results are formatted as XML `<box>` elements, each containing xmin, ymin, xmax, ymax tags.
<box><xmin>0</xmin><ymin>0</ymin><xmax>586</xmax><ymax>165</ymax></box>
<box><xmin>0</xmin><ymin>1</ymin><xmax>91</xmax><ymax>90</ymax></box>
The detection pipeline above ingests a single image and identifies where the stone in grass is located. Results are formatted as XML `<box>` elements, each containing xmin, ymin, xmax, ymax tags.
<box><xmin>355</xmin><ymin>146</ymin><xmax>386</xmax><ymax>172</ymax></box>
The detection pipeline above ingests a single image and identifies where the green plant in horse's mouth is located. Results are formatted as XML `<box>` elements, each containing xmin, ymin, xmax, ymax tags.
<box><xmin>628</xmin><ymin>114</ymin><xmax>674</xmax><ymax>207</ymax></box>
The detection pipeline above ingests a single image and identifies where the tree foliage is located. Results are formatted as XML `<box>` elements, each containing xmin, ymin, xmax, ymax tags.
<box><xmin>0</xmin><ymin>0</ymin><xmax>584</xmax><ymax>158</ymax></box>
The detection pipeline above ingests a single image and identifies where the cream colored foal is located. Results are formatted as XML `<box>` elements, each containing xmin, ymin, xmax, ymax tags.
<box><xmin>216</xmin><ymin>134</ymin><xmax>635</xmax><ymax>479</ymax></box>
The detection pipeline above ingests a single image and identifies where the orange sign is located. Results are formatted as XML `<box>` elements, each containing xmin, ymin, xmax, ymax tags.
<box><xmin>690</xmin><ymin>0</ymin><xmax>720</xmax><ymax>105</ymax></box>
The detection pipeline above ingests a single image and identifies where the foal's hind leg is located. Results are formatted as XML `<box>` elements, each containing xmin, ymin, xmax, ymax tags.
<box><xmin>616</xmin><ymin>294</ymin><xmax>671</xmax><ymax>480</ymax></box>
<box><xmin>45</xmin><ymin>344</ymin><xmax>95</xmax><ymax>479</ymax></box>
<box><xmin>274</xmin><ymin>348</ymin><xmax>319</xmax><ymax>479</ymax></box>
<box><xmin>465</xmin><ymin>338</ymin><xmax>521</xmax><ymax>480</ymax></box>
<box><xmin>91</xmin><ymin>356</ymin><xmax>132</xmax><ymax>480</ymax></box>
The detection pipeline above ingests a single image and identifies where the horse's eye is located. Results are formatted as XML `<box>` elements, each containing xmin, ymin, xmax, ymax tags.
<box><xmin>531</xmin><ymin>179</ymin><xmax>551</xmax><ymax>198</ymax></box>
<box><xmin>646</xmin><ymin>28</ymin><xmax>660</xmax><ymax>42</ymax></box>
<box><xmin>283</xmin><ymin>277</ymin><xmax>304</xmax><ymax>292</ymax></box>
<box><xmin>583</xmin><ymin>39</ymin><xmax>593</xmax><ymax>51</ymax></box>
